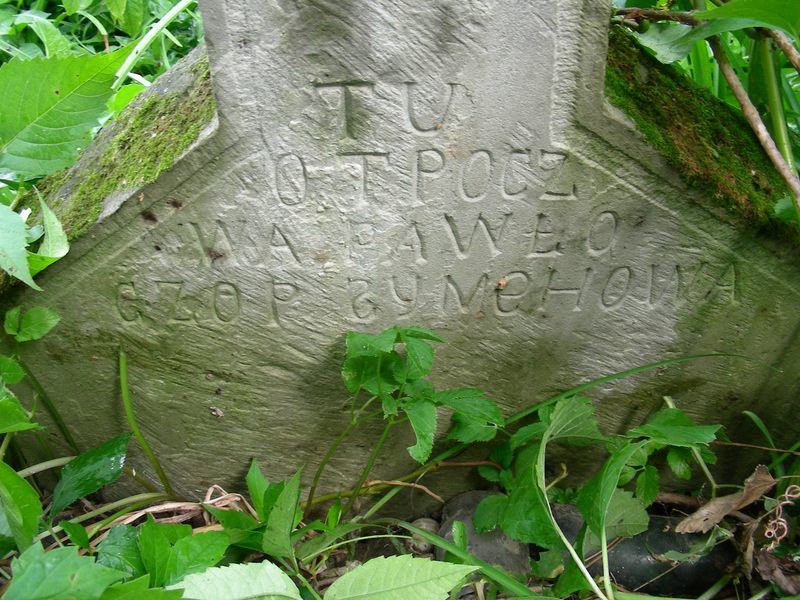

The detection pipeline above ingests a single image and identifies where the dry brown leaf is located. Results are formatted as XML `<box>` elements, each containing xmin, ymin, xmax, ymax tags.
<box><xmin>756</xmin><ymin>549</ymin><xmax>800</xmax><ymax>595</ymax></box>
<box><xmin>676</xmin><ymin>465</ymin><xmax>775</xmax><ymax>534</ymax></box>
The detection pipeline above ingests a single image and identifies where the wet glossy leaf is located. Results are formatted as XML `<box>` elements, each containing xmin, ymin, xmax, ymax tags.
<box><xmin>97</xmin><ymin>525</ymin><xmax>145</xmax><ymax>578</ymax></box>
<box><xmin>50</xmin><ymin>433</ymin><xmax>131</xmax><ymax>516</ymax></box>
<box><xmin>0</xmin><ymin>460</ymin><xmax>42</xmax><ymax>551</ymax></box>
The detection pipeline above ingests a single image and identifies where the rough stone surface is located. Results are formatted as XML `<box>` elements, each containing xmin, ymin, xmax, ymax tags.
<box><xmin>5</xmin><ymin>0</ymin><xmax>800</xmax><ymax>502</ymax></box>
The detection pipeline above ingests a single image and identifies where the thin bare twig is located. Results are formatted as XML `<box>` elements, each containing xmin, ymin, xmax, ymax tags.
<box><xmin>364</xmin><ymin>480</ymin><xmax>444</xmax><ymax>504</ymax></box>
<box><xmin>614</xmin><ymin>8</ymin><xmax>701</xmax><ymax>27</ymax></box>
<box><xmin>709</xmin><ymin>36</ymin><xmax>800</xmax><ymax>208</ymax></box>
<box><xmin>766</xmin><ymin>29</ymin><xmax>800</xmax><ymax>77</ymax></box>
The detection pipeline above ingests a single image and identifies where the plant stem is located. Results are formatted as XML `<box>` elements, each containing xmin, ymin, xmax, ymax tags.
<box><xmin>119</xmin><ymin>349</ymin><xmax>175</xmax><ymax>498</ymax></box>
<box><xmin>756</xmin><ymin>36</ymin><xmax>797</xmax><ymax>173</ymax></box>
<box><xmin>304</xmin><ymin>418</ymin><xmax>357</xmax><ymax>518</ymax></box>
<box><xmin>767</xmin><ymin>29</ymin><xmax>800</xmax><ymax>76</ymax></box>
<box><xmin>695</xmin><ymin>573</ymin><xmax>732</xmax><ymax>600</ymax></box>
<box><xmin>17</xmin><ymin>456</ymin><xmax>74</xmax><ymax>478</ymax></box>
<box><xmin>342</xmin><ymin>417</ymin><xmax>396</xmax><ymax>516</ymax></box>
<box><xmin>18</xmin><ymin>359</ymin><xmax>79</xmax><ymax>452</ymax></box>
<box><xmin>0</xmin><ymin>434</ymin><xmax>12</xmax><ymax>463</ymax></box>
<box><xmin>663</xmin><ymin>397</ymin><xmax>717</xmax><ymax>496</ymax></box>
<box><xmin>601</xmin><ymin>528</ymin><xmax>615</xmax><ymax>600</ymax></box>
<box><xmin>113</xmin><ymin>0</ymin><xmax>196</xmax><ymax>89</ymax></box>
<box><xmin>709</xmin><ymin>36</ymin><xmax>800</xmax><ymax>208</ymax></box>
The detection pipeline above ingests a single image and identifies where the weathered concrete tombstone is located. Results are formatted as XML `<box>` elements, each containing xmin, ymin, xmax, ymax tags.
<box><xmin>7</xmin><ymin>0</ymin><xmax>800</xmax><ymax>499</ymax></box>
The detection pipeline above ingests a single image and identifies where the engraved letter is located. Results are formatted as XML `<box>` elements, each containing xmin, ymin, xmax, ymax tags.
<box><xmin>403</xmin><ymin>81</ymin><xmax>456</xmax><ymax>133</ymax></box>
<box><xmin>587</xmin><ymin>211</ymin><xmax>619</xmax><ymax>256</ymax></box>
<box><xmin>348</xmin><ymin>278</ymin><xmax>378</xmax><ymax>322</ymax></box>
<box><xmin>394</xmin><ymin>223</ymin><xmax>427</xmax><ymax>265</ymax></box>
<box><xmin>213</xmin><ymin>283</ymin><xmax>241</xmax><ymax>322</ymax></box>
<box><xmin>495</xmin><ymin>272</ymin><xmax>530</xmax><ymax>316</ymax></box>
<box><xmin>444</xmin><ymin>213</ymin><xmax>511</xmax><ymax>259</ymax></box>
<box><xmin>270</xmin><ymin>224</ymin><xmax>301</xmax><ymax>264</ymax></box>
<box><xmin>414</xmin><ymin>149</ymin><xmax>445</xmax><ymax>202</ymax></box>
<box><xmin>313</xmin><ymin>80</ymin><xmax>374</xmax><ymax>140</ymax></box>
<box><xmin>264</xmin><ymin>279</ymin><xmax>300</xmax><ymax>329</ymax></box>
<box><xmin>526</xmin><ymin>213</ymin><xmax>562</xmax><ymax>257</ymax></box>
<box><xmin>460</xmin><ymin>150</ymin><xmax>493</xmax><ymax>203</ymax></box>
<box><xmin>539</xmin><ymin>268</ymin><xmax>593</xmax><ymax>312</ymax></box>
<box><xmin>275</xmin><ymin>154</ymin><xmax>307</xmax><ymax>205</ymax></box>
<box><xmin>116</xmin><ymin>282</ymin><xmax>140</xmax><ymax>322</ymax></box>
<box><xmin>341</xmin><ymin>152</ymin><xmax>390</xmax><ymax>204</ymax></box>
<box><xmin>601</xmin><ymin>267</ymin><xmax>632</xmax><ymax>309</ymax></box>
<box><xmin>390</xmin><ymin>273</ymin><xmax>421</xmax><ymax>315</ymax></box>
<box><xmin>189</xmin><ymin>220</ymin><xmax>236</xmax><ymax>267</ymax></box>
<box><xmin>444</xmin><ymin>274</ymin><xmax>488</xmax><ymax>314</ymax></box>
<box><xmin>502</xmin><ymin>150</ymin><xmax>535</xmax><ymax>201</ymax></box>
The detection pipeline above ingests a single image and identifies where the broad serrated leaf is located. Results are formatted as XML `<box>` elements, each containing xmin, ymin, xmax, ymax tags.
<box><xmin>473</xmin><ymin>494</ymin><xmax>506</xmax><ymax>533</ymax></box>
<box><xmin>393</xmin><ymin>326</ymin><xmax>444</xmax><ymax>342</ymax></box>
<box><xmin>50</xmin><ymin>433</ymin><xmax>131</xmax><ymax>516</ymax></box>
<box><xmin>60</xmin><ymin>520</ymin><xmax>90</xmax><ymax>550</ymax></box>
<box><xmin>167</xmin><ymin>561</ymin><xmax>302</xmax><ymax>600</ymax></box>
<box><xmin>402</xmin><ymin>336</ymin><xmax>434</xmax><ymax>379</ymax></box>
<box><xmin>628</xmin><ymin>408</ymin><xmax>720</xmax><ymax>447</ymax></box>
<box><xmin>600</xmin><ymin>489</ymin><xmax>649</xmax><ymax>540</ymax></box>
<box><xmin>436</xmin><ymin>388</ymin><xmax>504</xmax><ymax>443</ymax></box>
<box><xmin>667</xmin><ymin>447</ymin><xmax>693</xmax><ymax>480</ymax></box>
<box><xmin>97</xmin><ymin>525</ymin><xmax>145</xmax><ymax>578</ymax></box>
<box><xmin>544</xmin><ymin>396</ymin><xmax>605</xmax><ymax>445</ymax></box>
<box><xmin>262</xmin><ymin>469</ymin><xmax>301</xmax><ymax>558</ymax></box>
<box><xmin>0</xmin><ymin>204</ymin><xmax>38</xmax><ymax>289</ymax></box>
<box><xmin>4</xmin><ymin>543</ymin><xmax>125</xmax><ymax>600</ymax></box>
<box><xmin>0</xmin><ymin>47</ymin><xmax>131</xmax><ymax>178</ymax></box>
<box><xmin>345</xmin><ymin>329</ymin><xmax>397</xmax><ymax>358</ymax></box>
<box><xmin>15</xmin><ymin>306</ymin><xmax>60</xmax><ymax>342</ymax></box>
<box><xmin>635</xmin><ymin>464</ymin><xmax>659</xmax><ymax>507</ymax></box>
<box><xmin>325</xmin><ymin>555</ymin><xmax>478</xmax><ymax>600</ymax></box>
<box><xmin>576</xmin><ymin>440</ymin><xmax>650</xmax><ymax>537</ymax></box>
<box><xmin>139</xmin><ymin>518</ymin><xmax>190</xmax><ymax>587</ymax></box>
<box><xmin>0</xmin><ymin>461</ymin><xmax>42</xmax><ymax>551</ymax></box>
<box><xmin>246</xmin><ymin>459</ymin><xmax>270</xmax><ymax>521</ymax></box>
<box><xmin>404</xmin><ymin>399</ymin><xmax>436</xmax><ymax>463</ymax></box>
<box><xmin>62</xmin><ymin>0</ymin><xmax>93</xmax><ymax>15</ymax></box>
<box><xmin>28</xmin><ymin>196</ymin><xmax>68</xmax><ymax>277</ymax></box>
<box><xmin>106</xmin><ymin>0</ymin><xmax>147</xmax><ymax>36</ymax></box>
<box><xmin>101</xmin><ymin>575</ymin><xmax>183</xmax><ymax>599</ymax></box>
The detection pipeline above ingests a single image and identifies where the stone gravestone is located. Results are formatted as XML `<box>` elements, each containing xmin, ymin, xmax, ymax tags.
<box><xmin>7</xmin><ymin>0</ymin><xmax>800</xmax><ymax>500</ymax></box>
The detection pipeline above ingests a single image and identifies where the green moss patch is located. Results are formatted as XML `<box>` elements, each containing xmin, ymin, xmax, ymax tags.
<box><xmin>31</xmin><ymin>54</ymin><xmax>216</xmax><ymax>240</ymax></box>
<box><xmin>605</xmin><ymin>27</ymin><xmax>793</xmax><ymax>240</ymax></box>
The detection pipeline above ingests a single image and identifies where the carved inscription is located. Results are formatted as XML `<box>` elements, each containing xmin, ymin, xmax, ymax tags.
<box><xmin>115</xmin><ymin>76</ymin><xmax>738</xmax><ymax>332</ymax></box>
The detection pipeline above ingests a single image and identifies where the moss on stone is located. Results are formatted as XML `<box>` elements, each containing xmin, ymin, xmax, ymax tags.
<box><xmin>26</xmin><ymin>54</ymin><xmax>215</xmax><ymax>241</ymax></box>
<box><xmin>605</xmin><ymin>26</ymin><xmax>795</xmax><ymax>241</ymax></box>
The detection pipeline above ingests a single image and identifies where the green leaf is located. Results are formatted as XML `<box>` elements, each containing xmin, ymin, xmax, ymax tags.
<box><xmin>0</xmin><ymin>394</ymin><xmax>39</xmax><ymax>434</ymax></box>
<box><xmin>105</xmin><ymin>0</ymin><xmax>147</xmax><ymax>36</ymax></box>
<box><xmin>635</xmin><ymin>464</ymin><xmax>659</xmax><ymax>507</ymax></box>
<box><xmin>0</xmin><ymin>460</ymin><xmax>42</xmax><ymax>551</ymax></box>
<box><xmin>773</xmin><ymin>196</ymin><xmax>798</xmax><ymax>224</ymax></box>
<box><xmin>345</xmin><ymin>329</ymin><xmax>397</xmax><ymax>358</ymax></box>
<box><xmin>0</xmin><ymin>204</ymin><xmax>39</xmax><ymax>289</ymax></box>
<box><xmin>4</xmin><ymin>543</ymin><xmax>125</xmax><ymax>600</ymax></box>
<box><xmin>97</xmin><ymin>525</ymin><xmax>145</xmax><ymax>578</ymax></box>
<box><xmin>27</xmin><ymin>196</ymin><xmax>69</xmax><ymax>277</ymax></box>
<box><xmin>60</xmin><ymin>520</ymin><xmax>90</xmax><ymax>550</ymax></box>
<box><xmin>600</xmin><ymin>489</ymin><xmax>649</xmax><ymax>540</ymax></box>
<box><xmin>325</xmin><ymin>555</ymin><xmax>478</xmax><ymax>600</ymax></box>
<box><xmin>0</xmin><ymin>355</ymin><xmax>24</xmax><ymax>384</ymax></box>
<box><xmin>393</xmin><ymin>326</ymin><xmax>444</xmax><ymax>342</ymax></box>
<box><xmin>473</xmin><ymin>494</ymin><xmax>506</xmax><ymax>533</ymax></box>
<box><xmin>402</xmin><ymin>336</ymin><xmax>434</xmax><ymax>379</ymax></box>
<box><xmin>635</xmin><ymin>19</ymin><xmax>755</xmax><ymax>64</ymax></box>
<box><xmin>404</xmin><ymin>399</ymin><xmax>437</xmax><ymax>463</ymax></box>
<box><xmin>262</xmin><ymin>469</ymin><xmax>301</xmax><ymax>559</ymax></box>
<box><xmin>435</xmin><ymin>388</ymin><xmax>504</xmax><ymax>444</ymax></box>
<box><xmin>296</xmin><ymin>523</ymin><xmax>364</xmax><ymax>562</ymax></box>
<box><xmin>576</xmin><ymin>440</ymin><xmax>650</xmax><ymax>537</ymax></box>
<box><xmin>696</xmin><ymin>0</ymin><xmax>800</xmax><ymax>39</ymax></box>
<box><xmin>4</xmin><ymin>306</ymin><xmax>21</xmax><ymax>335</ymax></box>
<box><xmin>246</xmin><ymin>459</ymin><xmax>269</xmax><ymax>521</ymax></box>
<box><xmin>0</xmin><ymin>46</ymin><xmax>131</xmax><ymax>178</ymax></box>
<box><xmin>50</xmin><ymin>433</ymin><xmax>131</xmax><ymax>516</ymax></box>
<box><xmin>164</xmin><ymin>531</ymin><xmax>229</xmax><ymax>586</ymax></box>
<box><xmin>628</xmin><ymin>408</ymin><xmax>720</xmax><ymax>447</ymax></box>
<box><xmin>167</xmin><ymin>561</ymin><xmax>302</xmax><ymax>600</ymax></box>
<box><xmin>62</xmin><ymin>0</ymin><xmax>93</xmax><ymax>16</ymax></box>
<box><xmin>100</xmin><ymin>575</ymin><xmax>183</xmax><ymax>599</ymax></box>
<box><xmin>139</xmin><ymin>518</ymin><xmax>189</xmax><ymax>587</ymax></box>
<box><xmin>107</xmin><ymin>84</ymin><xmax>145</xmax><ymax>117</ymax></box>
<box><xmin>667</xmin><ymin>446</ymin><xmax>693</xmax><ymax>480</ymax></box>
<box><xmin>14</xmin><ymin>11</ymin><xmax>72</xmax><ymax>58</ymax></box>
<box><xmin>15</xmin><ymin>306</ymin><xmax>60</xmax><ymax>342</ymax></box>
<box><xmin>203</xmin><ymin>505</ymin><xmax>259</xmax><ymax>532</ymax></box>
<box><xmin>341</xmin><ymin>353</ymin><xmax>404</xmax><ymax>398</ymax></box>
